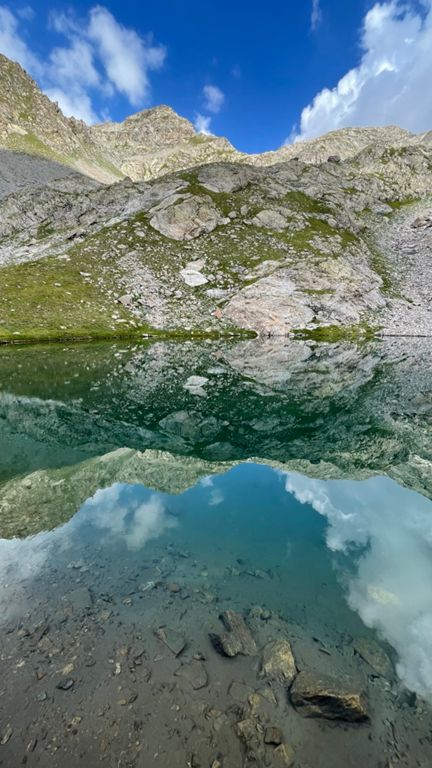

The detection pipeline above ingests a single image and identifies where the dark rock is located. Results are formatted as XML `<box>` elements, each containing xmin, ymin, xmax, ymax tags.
<box><xmin>56</xmin><ymin>678</ymin><xmax>74</xmax><ymax>691</ymax></box>
<box><xmin>210</xmin><ymin>610</ymin><xmax>257</xmax><ymax>657</ymax></box>
<box><xmin>290</xmin><ymin>671</ymin><xmax>368</xmax><ymax>722</ymax></box>
<box><xmin>327</xmin><ymin>154</ymin><xmax>341</xmax><ymax>163</ymax></box>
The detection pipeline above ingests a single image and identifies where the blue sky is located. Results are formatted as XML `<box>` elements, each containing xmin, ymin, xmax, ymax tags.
<box><xmin>1</xmin><ymin>1</ymin><xmax>431</xmax><ymax>152</ymax></box>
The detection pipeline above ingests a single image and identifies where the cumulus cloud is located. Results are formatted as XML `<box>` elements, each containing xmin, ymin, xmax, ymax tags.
<box><xmin>84</xmin><ymin>483</ymin><xmax>177</xmax><ymax>550</ymax></box>
<box><xmin>310</xmin><ymin>0</ymin><xmax>322</xmax><ymax>31</ymax></box>
<box><xmin>0</xmin><ymin>482</ymin><xmax>177</xmax><ymax>622</ymax></box>
<box><xmin>88</xmin><ymin>6</ymin><xmax>165</xmax><ymax>106</ymax></box>
<box><xmin>203</xmin><ymin>84</ymin><xmax>225</xmax><ymax>113</ymax></box>
<box><xmin>0</xmin><ymin>4</ymin><xmax>165</xmax><ymax>123</ymax></box>
<box><xmin>194</xmin><ymin>113</ymin><xmax>212</xmax><ymax>134</ymax></box>
<box><xmin>293</xmin><ymin>0</ymin><xmax>432</xmax><ymax>141</ymax></box>
<box><xmin>0</xmin><ymin>5</ymin><xmax>40</xmax><ymax>73</ymax></box>
<box><xmin>284</xmin><ymin>471</ymin><xmax>432</xmax><ymax>700</ymax></box>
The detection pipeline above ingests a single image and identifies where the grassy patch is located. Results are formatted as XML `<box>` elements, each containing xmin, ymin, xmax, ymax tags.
<box><xmin>292</xmin><ymin>323</ymin><xmax>379</xmax><ymax>342</ymax></box>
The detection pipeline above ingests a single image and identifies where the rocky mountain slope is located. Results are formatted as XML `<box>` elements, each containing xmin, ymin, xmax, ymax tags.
<box><xmin>2</xmin><ymin>53</ymin><xmax>432</xmax><ymax>185</ymax></box>
<box><xmin>0</xmin><ymin>53</ymin><xmax>431</xmax><ymax>343</ymax></box>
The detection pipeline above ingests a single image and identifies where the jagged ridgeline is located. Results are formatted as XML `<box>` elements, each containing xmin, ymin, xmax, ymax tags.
<box><xmin>1</xmin><ymin>53</ymin><xmax>432</xmax><ymax>343</ymax></box>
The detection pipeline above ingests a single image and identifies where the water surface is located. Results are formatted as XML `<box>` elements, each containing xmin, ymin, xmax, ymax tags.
<box><xmin>0</xmin><ymin>338</ymin><xmax>431</xmax><ymax>767</ymax></box>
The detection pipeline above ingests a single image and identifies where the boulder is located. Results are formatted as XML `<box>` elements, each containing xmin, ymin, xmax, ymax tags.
<box><xmin>251</xmin><ymin>209</ymin><xmax>288</xmax><ymax>231</ymax></box>
<box><xmin>210</xmin><ymin>609</ymin><xmax>257</xmax><ymax>657</ymax></box>
<box><xmin>290</xmin><ymin>671</ymin><xmax>368</xmax><ymax>722</ymax></box>
<box><xmin>260</xmin><ymin>638</ymin><xmax>297</xmax><ymax>684</ymax></box>
<box><xmin>149</xmin><ymin>194</ymin><xmax>226</xmax><ymax>240</ymax></box>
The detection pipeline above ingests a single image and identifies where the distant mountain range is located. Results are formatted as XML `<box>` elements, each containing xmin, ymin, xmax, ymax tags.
<box><xmin>1</xmin><ymin>52</ymin><xmax>431</xmax><ymax>184</ymax></box>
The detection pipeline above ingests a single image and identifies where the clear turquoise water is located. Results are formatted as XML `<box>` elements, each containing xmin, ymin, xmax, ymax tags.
<box><xmin>0</xmin><ymin>338</ymin><xmax>432</xmax><ymax>767</ymax></box>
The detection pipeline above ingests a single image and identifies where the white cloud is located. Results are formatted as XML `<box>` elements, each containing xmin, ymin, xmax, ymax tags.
<box><xmin>311</xmin><ymin>0</ymin><xmax>322</xmax><ymax>31</ymax></box>
<box><xmin>293</xmin><ymin>1</ymin><xmax>432</xmax><ymax>141</ymax></box>
<box><xmin>203</xmin><ymin>84</ymin><xmax>224</xmax><ymax>113</ymax></box>
<box><xmin>194</xmin><ymin>113</ymin><xmax>212</xmax><ymax>134</ymax></box>
<box><xmin>44</xmin><ymin>86</ymin><xmax>99</xmax><ymax>124</ymax></box>
<box><xmin>0</xmin><ymin>5</ymin><xmax>40</xmax><ymax>74</ymax></box>
<box><xmin>88</xmin><ymin>6</ymin><xmax>165</xmax><ymax>107</ymax></box>
<box><xmin>284</xmin><ymin>471</ymin><xmax>432</xmax><ymax>700</ymax></box>
<box><xmin>0</xmin><ymin>4</ymin><xmax>166</xmax><ymax>123</ymax></box>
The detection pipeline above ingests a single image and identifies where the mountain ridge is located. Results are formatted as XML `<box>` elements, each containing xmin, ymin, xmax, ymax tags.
<box><xmin>1</xmin><ymin>52</ymin><xmax>432</xmax><ymax>344</ymax></box>
<box><xmin>2</xmin><ymin>53</ymin><xmax>432</xmax><ymax>186</ymax></box>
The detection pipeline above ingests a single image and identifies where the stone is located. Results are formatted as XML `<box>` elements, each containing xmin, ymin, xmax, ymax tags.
<box><xmin>56</xmin><ymin>678</ymin><xmax>74</xmax><ymax>691</ymax></box>
<box><xmin>235</xmin><ymin>718</ymin><xmax>262</xmax><ymax>760</ymax></box>
<box><xmin>228</xmin><ymin>681</ymin><xmax>254</xmax><ymax>702</ymax></box>
<box><xmin>175</xmin><ymin>660</ymin><xmax>208</xmax><ymax>690</ymax></box>
<box><xmin>66</xmin><ymin>587</ymin><xmax>93</xmax><ymax>610</ymax></box>
<box><xmin>180</xmin><ymin>268</ymin><xmax>209</xmax><ymax>287</ymax></box>
<box><xmin>0</xmin><ymin>724</ymin><xmax>13</xmax><ymax>745</ymax></box>
<box><xmin>155</xmin><ymin>627</ymin><xmax>186</xmax><ymax>656</ymax></box>
<box><xmin>264</xmin><ymin>726</ymin><xmax>283</xmax><ymax>746</ymax></box>
<box><xmin>273</xmin><ymin>743</ymin><xmax>295</xmax><ymax>767</ymax></box>
<box><xmin>149</xmin><ymin>195</ymin><xmax>225</xmax><ymax>240</ymax></box>
<box><xmin>290</xmin><ymin>671</ymin><xmax>369</xmax><ymax>722</ymax></box>
<box><xmin>184</xmin><ymin>376</ymin><xmax>209</xmax><ymax>391</ymax></box>
<box><xmin>353</xmin><ymin>637</ymin><xmax>393</xmax><ymax>678</ymax></box>
<box><xmin>210</xmin><ymin>610</ymin><xmax>257</xmax><ymax>657</ymax></box>
<box><xmin>251</xmin><ymin>209</ymin><xmax>288</xmax><ymax>231</ymax></box>
<box><xmin>260</xmin><ymin>638</ymin><xmax>297</xmax><ymax>684</ymax></box>
<box><xmin>118</xmin><ymin>689</ymin><xmax>138</xmax><ymax>705</ymax></box>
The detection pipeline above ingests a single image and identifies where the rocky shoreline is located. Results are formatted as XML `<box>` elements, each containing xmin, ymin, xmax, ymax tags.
<box><xmin>0</xmin><ymin>535</ymin><xmax>425</xmax><ymax>768</ymax></box>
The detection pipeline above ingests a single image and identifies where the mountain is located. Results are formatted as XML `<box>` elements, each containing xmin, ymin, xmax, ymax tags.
<box><xmin>0</xmin><ymin>52</ymin><xmax>432</xmax><ymax>344</ymax></box>
<box><xmin>2</xmin><ymin>53</ymin><xmax>431</xmax><ymax>186</ymax></box>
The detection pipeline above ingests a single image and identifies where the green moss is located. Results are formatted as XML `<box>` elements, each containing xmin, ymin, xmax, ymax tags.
<box><xmin>293</xmin><ymin>323</ymin><xmax>379</xmax><ymax>342</ymax></box>
<box><xmin>36</xmin><ymin>222</ymin><xmax>55</xmax><ymax>240</ymax></box>
<box><xmin>301</xmin><ymin>288</ymin><xmax>335</xmax><ymax>295</ymax></box>
<box><xmin>281</xmin><ymin>191</ymin><xmax>333</xmax><ymax>215</ymax></box>
<box><xmin>387</xmin><ymin>198</ymin><xmax>420</xmax><ymax>210</ymax></box>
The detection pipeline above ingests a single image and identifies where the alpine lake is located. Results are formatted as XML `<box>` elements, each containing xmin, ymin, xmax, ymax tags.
<box><xmin>0</xmin><ymin>337</ymin><xmax>432</xmax><ymax>768</ymax></box>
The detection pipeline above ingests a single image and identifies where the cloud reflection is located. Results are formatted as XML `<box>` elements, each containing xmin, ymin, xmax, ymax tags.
<box><xmin>284</xmin><ymin>472</ymin><xmax>432</xmax><ymax>699</ymax></box>
<box><xmin>0</xmin><ymin>483</ymin><xmax>176</xmax><ymax>621</ymax></box>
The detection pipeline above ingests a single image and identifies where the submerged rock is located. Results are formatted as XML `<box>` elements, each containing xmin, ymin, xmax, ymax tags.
<box><xmin>175</xmin><ymin>659</ymin><xmax>208</xmax><ymax>690</ymax></box>
<box><xmin>210</xmin><ymin>609</ymin><xmax>257</xmax><ymax>657</ymax></box>
<box><xmin>353</xmin><ymin>636</ymin><xmax>393</xmax><ymax>679</ymax></box>
<box><xmin>290</xmin><ymin>671</ymin><xmax>369</xmax><ymax>722</ymax></box>
<box><xmin>264</xmin><ymin>726</ymin><xmax>283</xmax><ymax>746</ymax></box>
<box><xmin>260</xmin><ymin>638</ymin><xmax>297</xmax><ymax>684</ymax></box>
<box><xmin>273</xmin><ymin>743</ymin><xmax>295</xmax><ymax>767</ymax></box>
<box><xmin>155</xmin><ymin>627</ymin><xmax>186</xmax><ymax>656</ymax></box>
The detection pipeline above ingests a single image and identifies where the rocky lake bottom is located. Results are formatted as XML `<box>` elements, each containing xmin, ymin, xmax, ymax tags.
<box><xmin>0</xmin><ymin>337</ymin><xmax>432</xmax><ymax>768</ymax></box>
